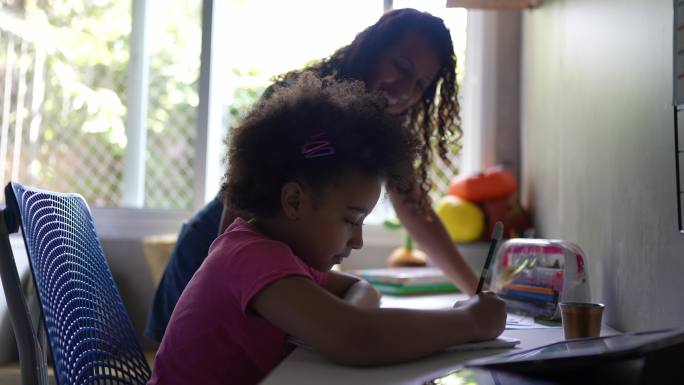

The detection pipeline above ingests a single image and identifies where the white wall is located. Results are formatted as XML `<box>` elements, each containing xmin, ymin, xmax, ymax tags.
<box><xmin>461</xmin><ymin>10</ymin><xmax>522</xmax><ymax>179</ymax></box>
<box><xmin>520</xmin><ymin>0</ymin><xmax>684</xmax><ymax>331</ymax></box>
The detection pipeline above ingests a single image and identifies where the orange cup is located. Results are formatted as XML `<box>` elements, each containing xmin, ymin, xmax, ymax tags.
<box><xmin>559</xmin><ymin>302</ymin><xmax>604</xmax><ymax>340</ymax></box>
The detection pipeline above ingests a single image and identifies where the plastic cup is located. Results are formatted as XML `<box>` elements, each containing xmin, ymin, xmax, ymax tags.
<box><xmin>559</xmin><ymin>302</ymin><xmax>605</xmax><ymax>340</ymax></box>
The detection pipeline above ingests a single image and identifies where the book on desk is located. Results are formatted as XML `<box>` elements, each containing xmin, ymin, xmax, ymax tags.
<box><xmin>351</xmin><ymin>267</ymin><xmax>459</xmax><ymax>295</ymax></box>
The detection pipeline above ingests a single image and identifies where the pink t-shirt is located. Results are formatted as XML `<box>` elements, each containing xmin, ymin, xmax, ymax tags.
<box><xmin>148</xmin><ymin>218</ymin><xmax>327</xmax><ymax>385</ymax></box>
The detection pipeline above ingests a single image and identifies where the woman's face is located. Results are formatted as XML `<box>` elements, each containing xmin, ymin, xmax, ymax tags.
<box><xmin>367</xmin><ymin>32</ymin><xmax>442</xmax><ymax>115</ymax></box>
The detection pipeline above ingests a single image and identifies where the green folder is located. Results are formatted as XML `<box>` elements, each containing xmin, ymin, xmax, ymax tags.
<box><xmin>352</xmin><ymin>267</ymin><xmax>460</xmax><ymax>295</ymax></box>
<box><xmin>369</xmin><ymin>282</ymin><xmax>459</xmax><ymax>295</ymax></box>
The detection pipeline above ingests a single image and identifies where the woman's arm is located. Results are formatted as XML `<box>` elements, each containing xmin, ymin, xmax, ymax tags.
<box><xmin>250</xmin><ymin>276</ymin><xmax>506</xmax><ymax>366</ymax></box>
<box><xmin>389</xmin><ymin>188</ymin><xmax>479</xmax><ymax>296</ymax></box>
<box><xmin>324</xmin><ymin>271</ymin><xmax>381</xmax><ymax>308</ymax></box>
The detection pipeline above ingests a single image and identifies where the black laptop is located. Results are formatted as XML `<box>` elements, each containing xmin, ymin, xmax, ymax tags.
<box><xmin>426</xmin><ymin>328</ymin><xmax>684</xmax><ymax>385</ymax></box>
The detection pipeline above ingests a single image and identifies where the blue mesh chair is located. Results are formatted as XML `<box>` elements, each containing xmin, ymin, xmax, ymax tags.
<box><xmin>0</xmin><ymin>182</ymin><xmax>151</xmax><ymax>385</ymax></box>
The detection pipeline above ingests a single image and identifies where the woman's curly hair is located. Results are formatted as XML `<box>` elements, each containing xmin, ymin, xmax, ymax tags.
<box><xmin>222</xmin><ymin>72</ymin><xmax>421</xmax><ymax>218</ymax></box>
<box><xmin>275</xmin><ymin>8</ymin><xmax>460</xmax><ymax>212</ymax></box>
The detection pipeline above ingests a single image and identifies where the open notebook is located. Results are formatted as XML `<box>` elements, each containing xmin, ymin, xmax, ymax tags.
<box><xmin>287</xmin><ymin>335</ymin><xmax>520</xmax><ymax>353</ymax></box>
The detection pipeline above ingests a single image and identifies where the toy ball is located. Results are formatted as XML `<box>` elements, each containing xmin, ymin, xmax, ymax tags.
<box><xmin>435</xmin><ymin>195</ymin><xmax>485</xmax><ymax>243</ymax></box>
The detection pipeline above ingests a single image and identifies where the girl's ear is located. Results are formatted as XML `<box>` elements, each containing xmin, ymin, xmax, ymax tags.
<box><xmin>281</xmin><ymin>181</ymin><xmax>304</xmax><ymax>220</ymax></box>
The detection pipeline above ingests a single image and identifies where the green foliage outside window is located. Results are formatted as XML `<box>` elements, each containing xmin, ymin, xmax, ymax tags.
<box><xmin>0</xmin><ymin>0</ymin><xmax>200</xmax><ymax>208</ymax></box>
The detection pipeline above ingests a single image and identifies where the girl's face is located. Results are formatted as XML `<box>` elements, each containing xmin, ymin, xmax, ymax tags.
<box><xmin>287</xmin><ymin>172</ymin><xmax>381</xmax><ymax>272</ymax></box>
<box><xmin>367</xmin><ymin>32</ymin><xmax>442</xmax><ymax>115</ymax></box>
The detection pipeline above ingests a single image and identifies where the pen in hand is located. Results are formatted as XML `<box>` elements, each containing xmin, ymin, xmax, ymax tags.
<box><xmin>476</xmin><ymin>221</ymin><xmax>504</xmax><ymax>294</ymax></box>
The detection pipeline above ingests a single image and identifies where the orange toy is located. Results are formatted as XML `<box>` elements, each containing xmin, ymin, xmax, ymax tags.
<box><xmin>448</xmin><ymin>166</ymin><xmax>517</xmax><ymax>202</ymax></box>
<box><xmin>481</xmin><ymin>195</ymin><xmax>532</xmax><ymax>240</ymax></box>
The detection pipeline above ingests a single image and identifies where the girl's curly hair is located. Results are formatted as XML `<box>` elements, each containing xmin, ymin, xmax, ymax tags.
<box><xmin>275</xmin><ymin>8</ymin><xmax>460</xmax><ymax>212</ymax></box>
<box><xmin>222</xmin><ymin>72</ymin><xmax>421</xmax><ymax>218</ymax></box>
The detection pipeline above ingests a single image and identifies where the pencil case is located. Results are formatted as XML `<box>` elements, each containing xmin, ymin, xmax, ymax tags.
<box><xmin>489</xmin><ymin>238</ymin><xmax>590</xmax><ymax>320</ymax></box>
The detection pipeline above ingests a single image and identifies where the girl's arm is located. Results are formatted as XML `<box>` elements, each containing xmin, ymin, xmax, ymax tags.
<box><xmin>323</xmin><ymin>271</ymin><xmax>381</xmax><ymax>308</ymax></box>
<box><xmin>389</xmin><ymin>188</ymin><xmax>479</xmax><ymax>296</ymax></box>
<box><xmin>251</xmin><ymin>276</ymin><xmax>505</xmax><ymax>366</ymax></box>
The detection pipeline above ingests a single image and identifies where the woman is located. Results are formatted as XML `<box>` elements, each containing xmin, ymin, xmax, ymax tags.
<box><xmin>146</xmin><ymin>7</ymin><xmax>479</xmax><ymax>342</ymax></box>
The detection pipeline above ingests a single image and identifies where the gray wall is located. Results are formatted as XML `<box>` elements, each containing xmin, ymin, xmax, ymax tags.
<box><xmin>520</xmin><ymin>0</ymin><xmax>684</xmax><ymax>331</ymax></box>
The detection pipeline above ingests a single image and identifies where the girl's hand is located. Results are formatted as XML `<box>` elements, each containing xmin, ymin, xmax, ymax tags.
<box><xmin>452</xmin><ymin>299</ymin><xmax>468</xmax><ymax>308</ymax></box>
<box><xmin>455</xmin><ymin>291</ymin><xmax>507</xmax><ymax>340</ymax></box>
<box><xmin>323</xmin><ymin>271</ymin><xmax>381</xmax><ymax>309</ymax></box>
<box><xmin>344</xmin><ymin>280</ymin><xmax>381</xmax><ymax>309</ymax></box>
<box><xmin>451</xmin><ymin>290</ymin><xmax>494</xmax><ymax>308</ymax></box>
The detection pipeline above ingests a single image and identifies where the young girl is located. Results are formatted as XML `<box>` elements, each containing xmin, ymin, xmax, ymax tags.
<box><xmin>147</xmin><ymin>73</ymin><xmax>506</xmax><ymax>385</ymax></box>
<box><xmin>147</xmin><ymin>8</ymin><xmax>480</xmax><ymax>343</ymax></box>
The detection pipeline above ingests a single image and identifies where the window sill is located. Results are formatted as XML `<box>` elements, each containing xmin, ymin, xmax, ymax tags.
<box><xmin>90</xmin><ymin>208</ymin><xmax>404</xmax><ymax>246</ymax></box>
<box><xmin>92</xmin><ymin>208</ymin><xmax>192</xmax><ymax>239</ymax></box>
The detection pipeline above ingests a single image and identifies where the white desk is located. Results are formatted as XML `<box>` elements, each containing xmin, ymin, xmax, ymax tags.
<box><xmin>260</xmin><ymin>293</ymin><xmax>618</xmax><ymax>385</ymax></box>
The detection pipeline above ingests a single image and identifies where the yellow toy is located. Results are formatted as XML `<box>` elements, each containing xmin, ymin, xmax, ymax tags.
<box><xmin>435</xmin><ymin>195</ymin><xmax>485</xmax><ymax>242</ymax></box>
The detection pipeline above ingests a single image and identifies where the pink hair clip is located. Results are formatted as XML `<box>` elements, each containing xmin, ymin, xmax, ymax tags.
<box><xmin>300</xmin><ymin>132</ymin><xmax>335</xmax><ymax>159</ymax></box>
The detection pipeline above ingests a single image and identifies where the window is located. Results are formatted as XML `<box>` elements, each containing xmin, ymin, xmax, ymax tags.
<box><xmin>0</xmin><ymin>1</ymin><xmax>201</xmax><ymax>210</ymax></box>
<box><xmin>1</xmin><ymin>2</ymin><xmax>133</xmax><ymax>207</ymax></box>
<box><xmin>0</xmin><ymin>0</ymin><xmax>476</xmax><ymax>234</ymax></box>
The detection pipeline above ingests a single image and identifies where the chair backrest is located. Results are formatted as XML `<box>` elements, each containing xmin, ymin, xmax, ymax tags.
<box><xmin>0</xmin><ymin>182</ymin><xmax>150</xmax><ymax>385</ymax></box>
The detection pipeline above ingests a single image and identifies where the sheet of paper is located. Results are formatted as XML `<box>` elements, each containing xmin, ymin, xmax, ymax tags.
<box><xmin>381</xmin><ymin>294</ymin><xmax>561</xmax><ymax>329</ymax></box>
<box><xmin>288</xmin><ymin>335</ymin><xmax>520</xmax><ymax>353</ymax></box>
<box><xmin>444</xmin><ymin>335</ymin><xmax>520</xmax><ymax>351</ymax></box>
<box><xmin>380</xmin><ymin>293</ymin><xmax>467</xmax><ymax>309</ymax></box>
<box><xmin>506</xmin><ymin>313</ymin><xmax>561</xmax><ymax>329</ymax></box>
